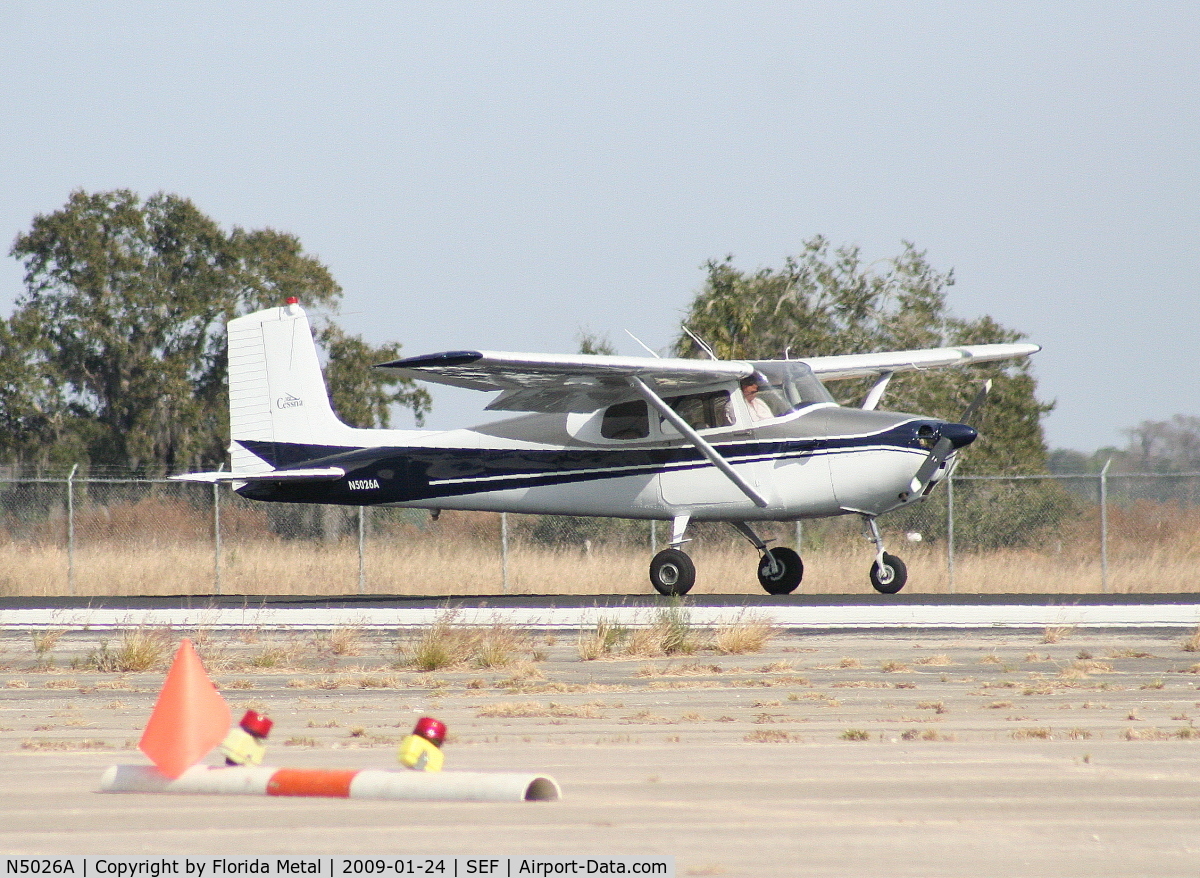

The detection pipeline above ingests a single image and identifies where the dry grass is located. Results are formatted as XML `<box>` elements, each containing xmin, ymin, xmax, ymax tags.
<box><xmin>321</xmin><ymin>625</ymin><xmax>366</xmax><ymax>656</ymax></box>
<box><xmin>1060</xmin><ymin>659</ymin><xmax>1114</xmax><ymax>679</ymax></box>
<box><xmin>745</xmin><ymin>729</ymin><xmax>800</xmax><ymax>743</ymax></box>
<box><xmin>578</xmin><ymin>607</ymin><xmax>774</xmax><ymax>661</ymax></box>
<box><xmin>712</xmin><ymin>614</ymin><xmax>776</xmax><ymax>655</ymax></box>
<box><xmin>1043</xmin><ymin>626</ymin><xmax>1075</xmax><ymax>644</ymax></box>
<box><xmin>31</xmin><ymin>629</ymin><xmax>65</xmax><ymax>660</ymax></box>
<box><xmin>3</xmin><ymin>535</ymin><xmax>1200</xmax><ymax>596</ymax></box>
<box><xmin>644</xmin><ymin>601</ymin><xmax>700</xmax><ymax>656</ymax></box>
<box><xmin>585</xmin><ymin>602</ymin><xmax>701</xmax><ymax>658</ymax></box>
<box><xmin>78</xmin><ymin>628</ymin><xmax>172</xmax><ymax>672</ymax></box>
<box><xmin>284</xmin><ymin>736</ymin><xmax>320</xmax><ymax>748</ymax></box>
<box><xmin>246</xmin><ymin>640</ymin><xmax>306</xmax><ymax>670</ymax></box>
<box><xmin>395</xmin><ymin>614</ymin><xmax>535</xmax><ymax>671</ymax></box>
<box><xmin>576</xmin><ymin>618</ymin><xmax>628</xmax><ymax>660</ymax></box>
<box><xmin>477</xmin><ymin>700</ymin><xmax>603</xmax><ymax>719</ymax></box>
<box><xmin>1181</xmin><ymin>627</ymin><xmax>1200</xmax><ymax>652</ymax></box>
<box><xmin>21</xmin><ymin>738</ymin><xmax>113</xmax><ymax>751</ymax></box>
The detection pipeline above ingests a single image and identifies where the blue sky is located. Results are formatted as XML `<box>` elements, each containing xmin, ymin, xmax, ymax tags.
<box><xmin>2</xmin><ymin>2</ymin><xmax>1196</xmax><ymax>451</ymax></box>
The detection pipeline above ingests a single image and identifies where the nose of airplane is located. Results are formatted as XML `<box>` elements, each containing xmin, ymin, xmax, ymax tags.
<box><xmin>940</xmin><ymin>422</ymin><xmax>978</xmax><ymax>449</ymax></box>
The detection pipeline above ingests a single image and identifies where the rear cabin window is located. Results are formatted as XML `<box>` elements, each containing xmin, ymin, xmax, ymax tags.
<box><xmin>664</xmin><ymin>391</ymin><xmax>734</xmax><ymax>431</ymax></box>
<box><xmin>601</xmin><ymin>399</ymin><xmax>650</xmax><ymax>440</ymax></box>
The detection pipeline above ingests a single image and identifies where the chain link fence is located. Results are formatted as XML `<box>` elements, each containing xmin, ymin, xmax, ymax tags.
<box><xmin>1</xmin><ymin>472</ymin><xmax>1198</xmax><ymax>596</ymax></box>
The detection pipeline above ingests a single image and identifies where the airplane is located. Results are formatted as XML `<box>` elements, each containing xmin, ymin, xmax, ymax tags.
<box><xmin>176</xmin><ymin>297</ymin><xmax>1039</xmax><ymax>596</ymax></box>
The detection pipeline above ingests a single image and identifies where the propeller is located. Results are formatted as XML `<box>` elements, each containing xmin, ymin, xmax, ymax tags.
<box><xmin>907</xmin><ymin>380</ymin><xmax>991</xmax><ymax>496</ymax></box>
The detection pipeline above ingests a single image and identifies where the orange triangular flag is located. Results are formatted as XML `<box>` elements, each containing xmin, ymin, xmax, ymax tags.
<box><xmin>139</xmin><ymin>638</ymin><xmax>231</xmax><ymax>778</ymax></box>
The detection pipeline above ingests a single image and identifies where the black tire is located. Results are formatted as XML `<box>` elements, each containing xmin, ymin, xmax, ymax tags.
<box><xmin>869</xmin><ymin>552</ymin><xmax>908</xmax><ymax>594</ymax></box>
<box><xmin>757</xmin><ymin>547</ymin><xmax>803</xmax><ymax>595</ymax></box>
<box><xmin>650</xmin><ymin>548</ymin><xmax>696</xmax><ymax>596</ymax></box>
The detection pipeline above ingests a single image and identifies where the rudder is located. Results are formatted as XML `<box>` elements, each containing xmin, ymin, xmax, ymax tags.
<box><xmin>227</xmin><ymin>301</ymin><xmax>355</xmax><ymax>472</ymax></box>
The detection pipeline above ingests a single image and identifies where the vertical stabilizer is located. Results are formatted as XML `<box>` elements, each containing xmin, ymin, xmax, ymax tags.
<box><xmin>227</xmin><ymin>301</ymin><xmax>355</xmax><ymax>472</ymax></box>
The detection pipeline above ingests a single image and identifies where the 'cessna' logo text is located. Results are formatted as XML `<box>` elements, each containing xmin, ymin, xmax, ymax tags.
<box><xmin>276</xmin><ymin>394</ymin><xmax>303</xmax><ymax>409</ymax></box>
<box><xmin>348</xmin><ymin>479</ymin><xmax>380</xmax><ymax>491</ymax></box>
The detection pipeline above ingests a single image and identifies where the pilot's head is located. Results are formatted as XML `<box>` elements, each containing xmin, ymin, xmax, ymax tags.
<box><xmin>740</xmin><ymin>375</ymin><xmax>763</xmax><ymax>400</ymax></box>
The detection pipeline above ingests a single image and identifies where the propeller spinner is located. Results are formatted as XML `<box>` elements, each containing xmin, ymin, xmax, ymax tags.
<box><xmin>907</xmin><ymin>380</ymin><xmax>991</xmax><ymax>496</ymax></box>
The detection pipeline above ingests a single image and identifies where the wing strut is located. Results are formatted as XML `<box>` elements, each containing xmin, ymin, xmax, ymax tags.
<box><xmin>628</xmin><ymin>376</ymin><xmax>768</xmax><ymax>508</ymax></box>
<box><xmin>860</xmin><ymin>371</ymin><xmax>894</xmax><ymax>411</ymax></box>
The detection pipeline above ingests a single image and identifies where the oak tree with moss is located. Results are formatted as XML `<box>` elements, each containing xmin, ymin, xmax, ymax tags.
<box><xmin>676</xmin><ymin>237</ymin><xmax>1051</xmax><ymax>474</ymax></box>
<box><xmin>4</xmin><ymin>189</ymin><xmax>429</xmax><ymax>475</ymax></box>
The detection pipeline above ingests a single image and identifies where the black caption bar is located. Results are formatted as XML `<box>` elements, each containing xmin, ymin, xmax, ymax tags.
<box><xmin>1</xmin><ymin>859</ymin><xmax>675</xmax><ymax>878</ymax></box>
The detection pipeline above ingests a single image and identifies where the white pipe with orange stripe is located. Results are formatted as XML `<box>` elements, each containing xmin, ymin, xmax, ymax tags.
<box><xmin>100</xmin><ymin>764</ymin><xmax>560</xmax><ymax>802</ymax></box>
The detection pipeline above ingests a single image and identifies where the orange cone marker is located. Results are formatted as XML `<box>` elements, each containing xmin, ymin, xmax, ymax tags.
<box><xmin>138</xmin><ymin>638</ymin><xmax>231</xmax><ymax>779</ymax></box>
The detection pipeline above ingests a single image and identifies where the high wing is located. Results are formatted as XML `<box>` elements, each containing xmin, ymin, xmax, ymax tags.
<box><xmin>379</xmin><ymin>342</ymin><xmax>1039</xmax><ymax>414</ymax></box>
<box><xmin>378</xmin><ymin>351</ymin><xmax>752</xmax><ymax>413</ymax></box>
<box><xmin>799</xmin><ymin>343</ymin><xmax>1041</xmax><ymax>381</ymax></box>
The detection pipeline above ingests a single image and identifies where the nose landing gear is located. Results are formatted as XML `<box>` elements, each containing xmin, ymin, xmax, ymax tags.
<box><xmin>863</xmin><ymin>515</ymin><xmax>907</xmax><ymax>594</ymax></box>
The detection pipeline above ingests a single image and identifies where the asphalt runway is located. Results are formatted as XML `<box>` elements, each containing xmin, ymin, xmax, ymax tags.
<box><xmin>1</xmin><ymin>599</ymin><xmax>1198</xmax><ymax>876</ymax></box>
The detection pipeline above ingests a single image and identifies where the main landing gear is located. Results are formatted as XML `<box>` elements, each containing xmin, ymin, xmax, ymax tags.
<box><xmin>647</xmin><ymin>514</ymin><xmax>909</xmax><ymax>596</ymax></box>
<box><xmin>649</xmin><ymin>516</ymin><xmax>697</xmax><ymax>596</ymax></box>
<box><xmin>648</xmin><ymin>516</ymin><xmax>804</xmax><ymax>596</ymax></box>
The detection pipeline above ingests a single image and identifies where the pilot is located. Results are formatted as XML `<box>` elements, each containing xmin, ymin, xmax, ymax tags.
<box><xmin>741</xmin><ymin>375</ymin><xmax>773</xmax><ymax>421</ymax></box>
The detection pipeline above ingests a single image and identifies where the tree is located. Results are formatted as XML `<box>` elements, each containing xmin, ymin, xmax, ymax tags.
<box><xmin>1121</xmin><ymin>415</ymin><xmax>1200</xmax><ymax>474</ymax></box>
<box><xmin>576</xmin><ymin>328</ymin><xmax>616</xmax><ymax>356</ymax></box>
<box><xmin>675</xmin><ymin>237</ymin><xmax>1052</xmax><ymax>473</ymax></box>
<box><xmin>5</xmin><ymin>189</ymin><xmax>429</xmax><ymax>475</ymax></box>
<box><xmin>320</xmin><ymin>323</ymin><xmax>430</xmax><ymax>430</ymax></box>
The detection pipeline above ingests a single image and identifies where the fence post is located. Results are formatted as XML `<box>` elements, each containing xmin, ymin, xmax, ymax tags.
<box><xmin>1100</xmin><ymin>458</ymin><xmax>1112</xmax><ymax>594</ymax></box>
<box><xmin>358</xmin><ymin>506</ymin><xmax>366</xmax><ymax>595</ymax></box>
<box><xmin>212</xmin><ymin>481</ymin><xmax>222</xmax><ymax>596</ymax></box>
<box><xmin>946</xmin><ymin>474</ymin><xmax>955</xmax><ymax>594</ymax></box>
<box><xmin>650</xmin><ymin>520</ymin><xmax>657</xmax><ymax>555</ymax></box>
<box><xmin>500</xmin><ymin>512</ymin><xmax>509</xmax><ymax>594</ymax></box>
<box><xmin>66</xmin><ymin>464</ymin><xmax>77</xmax><ymax>596</ymax></box>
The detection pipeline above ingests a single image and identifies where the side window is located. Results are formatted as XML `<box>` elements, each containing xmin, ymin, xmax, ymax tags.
<box><xmin>601</xmin><ymin>399</ymin><xmax>649</xmax><ymax>440</ymax></box>
<box><xmin>663</xmin><ymin>391</ymin><xmax>734</xmax><ymax>431</ymax></box>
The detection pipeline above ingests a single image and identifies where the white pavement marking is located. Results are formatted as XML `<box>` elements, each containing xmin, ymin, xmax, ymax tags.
<box><xmin>1</xmin><ymin>602</ymin><xmax>1198</xmax><ymax>630</ymax></box>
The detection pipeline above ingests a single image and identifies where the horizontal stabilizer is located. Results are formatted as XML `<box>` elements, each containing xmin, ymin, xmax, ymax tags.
<box><xmin>171</xmin><ymin>467</ymin><xmax>346</xmax><ymax>484</ymax></box>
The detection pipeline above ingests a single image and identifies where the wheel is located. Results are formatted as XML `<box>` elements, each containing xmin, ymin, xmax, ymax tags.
<box><xmin>757</xmin><ymin>547</ymin><xmax>803</xmax><ymax>595</ymax></box>
<box><xmin>649</xmin><ymin>548</ymin><xmax>696</xmax><ymax>596</ymax></box>
<box><xmin>869</xmin><ymin>552</ymin><xmax>908</xmax><ymax>594</ymax></box>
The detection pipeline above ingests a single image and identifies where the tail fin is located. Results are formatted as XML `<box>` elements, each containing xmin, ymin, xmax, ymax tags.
<box><xmin>227</xmin><ymin>301</ymin><xmax>356</xmax><ymax>472</ymax></box>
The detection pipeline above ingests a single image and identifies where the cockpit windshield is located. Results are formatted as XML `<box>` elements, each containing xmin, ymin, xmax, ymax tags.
<box><xmin>748</xmin><ymin>361</ymin><xmax>836</xmax><ymax>418</ymax></box>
